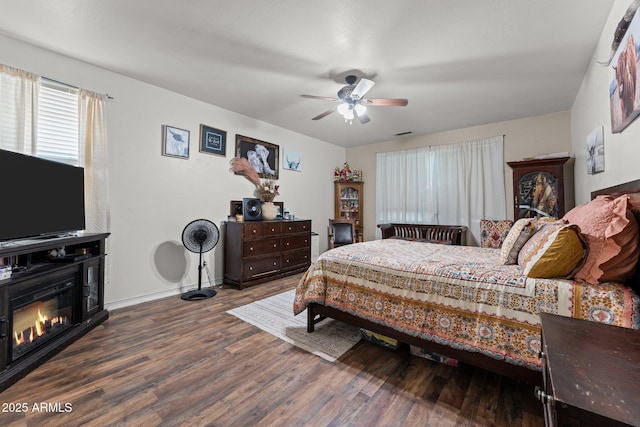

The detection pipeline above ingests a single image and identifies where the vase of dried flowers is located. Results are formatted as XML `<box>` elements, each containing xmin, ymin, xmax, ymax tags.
<box><xmin>229</xmin><ymin>157</ymin><xmax>280</xmax><ymax>220</ymax></box>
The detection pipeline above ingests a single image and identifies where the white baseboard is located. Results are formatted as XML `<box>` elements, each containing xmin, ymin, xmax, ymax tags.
<box><xmin>105</xmin><ymin>277</ymin><xmax>222</xmax><ymax>311</ymax></box>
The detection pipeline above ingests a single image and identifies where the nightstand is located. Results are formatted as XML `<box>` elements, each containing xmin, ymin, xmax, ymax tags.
<box><xmin>537</xmin><ymin>312</ymin><xmax>640</xmax><ymax>426</ymax></box>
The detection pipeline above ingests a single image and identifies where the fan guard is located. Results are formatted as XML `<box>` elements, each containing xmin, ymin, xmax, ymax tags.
<box><xmin>180</xmin><ymin>219</ymin><xmax>219</xmax><ymax>301</ymax></box>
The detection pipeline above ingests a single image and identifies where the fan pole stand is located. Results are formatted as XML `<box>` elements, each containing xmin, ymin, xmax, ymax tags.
<box><xmin>181</xmin><ymin>250</ymin><xmax>217</xmax><ymax>301</ymax></box>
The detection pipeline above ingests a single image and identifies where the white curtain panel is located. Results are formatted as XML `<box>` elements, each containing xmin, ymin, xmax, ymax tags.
<box><xmin>79</xmin><ymin>89</ymin><xmax>110</xmax><ymax>234</ymax></box>
<box><xmin>0</xmin><ymin>64</ymin><xmax>39</xmax><ymax>153</ymax></box>
<box><xmin>376</xmin><ymin>135</ymin><xmax>505</xmax><ymax>245</ymax></box>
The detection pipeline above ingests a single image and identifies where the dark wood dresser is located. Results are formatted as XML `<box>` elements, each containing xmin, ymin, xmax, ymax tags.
<box><xmin>537</xmin><ymin>312</ymin><xmax>640</xmax><ymax>427</ymax></box>
<box><xmin>223</xmin><ymin>219</ymin><xmax>312</xmax><ymax>289</ymax></box>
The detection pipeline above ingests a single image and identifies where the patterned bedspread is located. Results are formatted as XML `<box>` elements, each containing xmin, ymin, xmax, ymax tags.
<box><xmin>293</xmin><ymin>239</ymin><xmax>640</xmax><ymax>370</ymax></box>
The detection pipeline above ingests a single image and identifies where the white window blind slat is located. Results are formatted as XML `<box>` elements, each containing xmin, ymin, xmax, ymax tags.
<box><xmin>36</xmin><ymin>80</ymin><xmax>79</xmax><ymax>165</ymax></box>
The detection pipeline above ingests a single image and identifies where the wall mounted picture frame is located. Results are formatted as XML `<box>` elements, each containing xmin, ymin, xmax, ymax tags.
<box><xmin>586</xmin><ymin>126</ymin><xmax>605</xmax><ymax>174</ymax></box>
<box><xmin>162</xmin><ymin>125</ymin><xmax>190</xmax><ymax>159</ymax></box>
<box><xmin>283</xmin><ymin>148</ymin><xmax>302</xmax><ymax>171</ymax></box>
<box><xmin>235</xmin><ymin>134</ymin><xmax>279</xmax><ymax>179</ymax></box>
<box><xmin>609</xmin><ymin>8</ymin><xmax>640</xmax><ymax>133</ymax></box>
<box><xmin>199</xmin><ymin>124</ymin><xmax>226</xmax><ymax>156</ymax></box>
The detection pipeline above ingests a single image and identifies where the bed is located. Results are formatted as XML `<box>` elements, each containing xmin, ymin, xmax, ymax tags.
<box><xmin>293</xmin><ymin>180</ymin><xmax>640</xmax><ymax>385</ymax></box>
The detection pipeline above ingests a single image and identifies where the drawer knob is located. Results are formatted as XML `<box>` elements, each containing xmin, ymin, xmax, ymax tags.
<box><xmin>286</xmin><ymin>242</ymin><xmax>290</xmax><ymax>246</ymax></box>
<box><xmin>249</xmin><ymin>266</ymin><xmax>253</xmax><ymax>271</ymax></box>
<box><xmin>271</xmin><ymin>228</ymin><xmax>275</xmax><ymax>232</ymax></box>
<box><xmin>252</xmin><ymin>229</ymin><xmax>257</xmax><ymax>234</ymax></box>
<box><xmin>249</xmin><ymin>247</ymin><xmax>254</xmax><ymax>251</ymax></box>
<box><xmin>273</xmin><ymin>244</ymin><xmax>277</xmax><ymax>248</ymax></box>
<box><xmin>273</xmin><ymin>262</ymin><xmax>277</xmax><ymax>266</ymax></box>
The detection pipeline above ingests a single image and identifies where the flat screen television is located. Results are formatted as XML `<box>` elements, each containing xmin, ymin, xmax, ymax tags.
<box><xmin>0</xmin><ymin>148</ymin><xmax>85</xmax><ymax>241</ymax></box>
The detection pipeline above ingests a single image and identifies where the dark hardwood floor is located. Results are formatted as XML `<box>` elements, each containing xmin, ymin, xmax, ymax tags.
<box><xmin>0</xmin><ymin>274</ymin><xmax>544</xmax><ymax>426</ymax></box>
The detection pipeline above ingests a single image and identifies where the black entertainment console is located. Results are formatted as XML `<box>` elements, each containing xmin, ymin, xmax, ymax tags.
<box><xmin>0</xmin><ymin>232</ymin><xmax>109</xmax><ymax>391</ymax></box>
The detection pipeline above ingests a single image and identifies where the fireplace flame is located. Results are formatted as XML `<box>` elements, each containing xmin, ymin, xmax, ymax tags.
<box><xmin>13</xmin><ymin>308</ymin><xmax>68</xmax><ymax>348</ymax></box>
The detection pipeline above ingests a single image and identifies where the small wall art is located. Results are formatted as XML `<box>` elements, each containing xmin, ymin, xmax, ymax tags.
<box><xmin>162</xmin><ymin>125</ymin><xmax>190</xmax><ymax>159</ymax></box>
<box><xmin>199</xmin><ymin>124</ymin><xmax>226</xmax><ymax>156</ymax></box>
<box><xmin>235</xmin><ymin>134</ymin><xmax>279</xmax><ymax>179</ymax></box>
<box><xmin>283</xmin><ymin>148</ymin><xmax>302</xmax><ymax>171</ymax></box>
<box><xmin>586</xmin><ymin>126</ymin><xmax>604</xmax><ymax>174</ymax></box>
<box><xmin>609</xmin><ymin>8</ymin><xmax>640</xmax><ymax>133</ymax></box>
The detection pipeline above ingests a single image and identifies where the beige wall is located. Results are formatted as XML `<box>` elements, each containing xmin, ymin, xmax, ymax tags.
<box><xmin>347</xmin><ymin>111</ymin><xmax>573</xmax><ymax>241</ymax></box>
<box><xmin>572</xmin><ymin>0</ymin><xmax>640</xmax><ymax>204</ymax></box>
<box><xmin>0</xmin><ymin>34</ymin><xmax>345</xmax><ymax>309</ymax></box>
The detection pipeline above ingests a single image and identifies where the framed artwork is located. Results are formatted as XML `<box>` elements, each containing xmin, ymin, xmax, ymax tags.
<box><xmin>199</xmin><ymin>124</ymin><xmax>226</xmax><ymax>156</ymax></box>
<box><xmin>235</xmin><ymin>134</ymin><xmax>279</xmax><ymax>179</ymax></box>
<box><xmin>230</xmin><ymin>200</ymin><xmax>243</xmax><ymax>216</ymax></box>
<box><xmin>162</xmin><ymin>125</ymin><xmax>189</xmax><ymax>159</ymax></box>
<box><xmin>274</xmin><ymin>201</ymin><xmax>284</xmax><ymax>218</ymax></box>
<box><xmin>586</xmin><ymin>126</ymin><xmax>604</xmax><ymax>174</ymax></box>
<box><xmin>610</xmin><ymin>8</ymin><xmax>640</xmax><ymax>133</ymax></box>
<box><xmin>283</xmin><ymin>148</ymin><xmax>302</xmax><ymax>171</ymax></box>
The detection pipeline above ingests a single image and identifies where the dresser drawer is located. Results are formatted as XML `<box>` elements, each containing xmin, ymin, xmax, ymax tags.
<box><xmin>243</xmin><ymin>222</ymin><xmax>283</xmax><ymax>239</ymax></box>
<box><xmin>242</xmin><ymin>223</ymin><xmax>263</xmax><ymax>239</ymax></box>
<box><xmin>282</xmin><ymin>248</ymin><xmax>311</xmax><ymax>270</ymax></box>
<box><xmin>263</xmin><ymin>222</ymin><xmax>282</xmax><ymax>236</ymax></box>
<box><xmin>282</xmin><ymin>234</ymin><xmax>310</xmax><ymax>251</ymax></box>
<box><xmin>281</xmin><ymin>221</ymin><xmax>310</xmax><ymax>234</ymax></box>
<box><xmin>243</xmin><ymin>255</ymin><xmax>281</xmax><ymax>280</ymax></box>
<box><xmin>243</xmin><ymin>238</ymin><xmax>281</xmax><ymax>256</ymax></box>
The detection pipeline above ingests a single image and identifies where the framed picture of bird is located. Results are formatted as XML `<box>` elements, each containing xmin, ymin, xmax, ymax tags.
<box><xmin>162</xmin><ymin>125</ymin><xmax>190</xmax><ymax>159</ymax></box>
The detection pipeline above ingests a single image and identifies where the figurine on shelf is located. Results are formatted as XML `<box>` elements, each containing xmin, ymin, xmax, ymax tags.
<box><xmin>334</xmin><ymin>162</ymin><xmax>364</xmax><ymax>182</ymax></box>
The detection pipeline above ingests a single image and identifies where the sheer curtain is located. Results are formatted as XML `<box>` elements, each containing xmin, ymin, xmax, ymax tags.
<box><xmin>377</xmin><ymin>135</ymin><xmax>505</xmax><ymax>244</ymax></box>
<box><xmin>79</xmin><ymin>89</ymin><xmax>110</xmax><ymax>233</ymax></box>
<box><xmin>0</xmin><ymin>64</ymin><xmax>39</xmax><ymax>153</ymax></box>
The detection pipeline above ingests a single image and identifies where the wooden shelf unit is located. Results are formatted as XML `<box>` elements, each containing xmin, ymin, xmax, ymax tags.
<box><xmin>334</xmin><ymin>181</ymin><xmax>363</xmax><ymax>241</ymax></box>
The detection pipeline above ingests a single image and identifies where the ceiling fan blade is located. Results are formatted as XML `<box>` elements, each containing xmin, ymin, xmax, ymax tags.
<box><xmin>365</xmin><ymin>98</ymin><xmax>408</xmax><ymax>106</ymax></box>
<box><xmin>350</xmin><ymin>78</ymin><xmax>375</xmax><ymax>100</ymax></box>
<box><xmin>355</xmin><ymin>109</ymin><xmax>371</xmax><ymax>124</ymax></box>
<box><xmin>312</xmin><ymin>108</ymin><xmax>337</xmax><ymax>120</ymax></box>
<box><xmin>300</xmin><ymin>94</ymin><xmax>340</xmax><ymax>101</ymax></box>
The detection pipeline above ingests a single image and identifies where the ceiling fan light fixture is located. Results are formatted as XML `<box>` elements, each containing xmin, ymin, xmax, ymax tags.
<box><xmin>343</xmin><ymin>108</ymin><xmax>354</xmax><ymax>120</ymax></box>
<box><xmin>337</xmin><ymin>102</ymin><xmax>350</xmax><ymax>115</ymax></box>
<box><xmin>354</xmin><ymin>103</ymin><xmax>367</xmax><ymax>116</ymax></box>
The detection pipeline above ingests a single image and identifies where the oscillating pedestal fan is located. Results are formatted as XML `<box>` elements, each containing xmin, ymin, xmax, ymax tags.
<box><xmin>181</xmin><ymin>219</ymin><xmax>219</xmax><ymax>301</ymax></box>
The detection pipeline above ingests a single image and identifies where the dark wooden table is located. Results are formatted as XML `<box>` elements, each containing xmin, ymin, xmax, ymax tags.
<box><xmin>538</xmin><ymin>312</ymin><xmax>640</xmax><ymax>426</ymax></box>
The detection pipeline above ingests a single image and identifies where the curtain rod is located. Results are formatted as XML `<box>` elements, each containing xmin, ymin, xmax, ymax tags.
<box><xmin>43</xmin><ymin>77</ymin><xmax>114</xmax><ymax>100</ymax></box>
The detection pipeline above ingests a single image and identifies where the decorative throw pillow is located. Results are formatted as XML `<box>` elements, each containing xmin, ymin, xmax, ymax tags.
<box><xmin>563</xmin><ymin>195</ymin><xmax>640</xmax><ymax>284</ymax></box>
<box><xmin>480</xmin><ymin>219</ymin><xmax>514</xmax><ymax>249</ymax></box>
<box><xmin>500</xmin><ymin>218</ymin><xmax>537</xmax><ymax>264</ymax></box>
<box><xmin>518</xmin><ymin>221</ymin><xmax>587</xmax><ymax>279</ymax></box>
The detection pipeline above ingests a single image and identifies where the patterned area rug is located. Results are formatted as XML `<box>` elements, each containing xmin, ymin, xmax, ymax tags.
<box><xmin>226</xmin><ymin>289</ymin><xmax>361</xmax><ymax>362</ymax></box>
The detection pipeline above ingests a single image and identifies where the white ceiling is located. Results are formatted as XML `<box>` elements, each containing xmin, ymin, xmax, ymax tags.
<box><xmin>0</xmin><ymin>0</ymin><xmax>615</xmax><ymax>148</ymax></box>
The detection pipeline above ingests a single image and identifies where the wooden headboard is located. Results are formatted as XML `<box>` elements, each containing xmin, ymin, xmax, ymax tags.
<box><xmin>591</xmin><ymin>178</ymin><xmax>640</xmax><ymax>290</ymax></box>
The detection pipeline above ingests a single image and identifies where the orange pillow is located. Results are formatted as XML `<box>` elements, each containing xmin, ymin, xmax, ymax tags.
<box><xmin>563</xmin><ymin>195</ymin><xmax>640</xmax><ymax>284</ymax></box>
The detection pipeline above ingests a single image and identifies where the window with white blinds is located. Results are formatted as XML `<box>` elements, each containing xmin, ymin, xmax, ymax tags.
<box><xmin>36</xmin><ymin>79</ymin><xmax>79</xmax><ymax>166</ymax></box>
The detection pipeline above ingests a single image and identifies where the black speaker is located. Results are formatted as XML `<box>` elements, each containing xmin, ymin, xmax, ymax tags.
<box><xmin>242</xmin><ymin>198</ymin><xmax>262</xmax><ymax>221</ymax></box>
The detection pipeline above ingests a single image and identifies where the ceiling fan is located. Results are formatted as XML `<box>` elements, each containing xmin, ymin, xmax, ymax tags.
<box><xmin>300</xmin><ymin>75</ymin><xmax>408</xmax><ymax>124</ymax></box>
